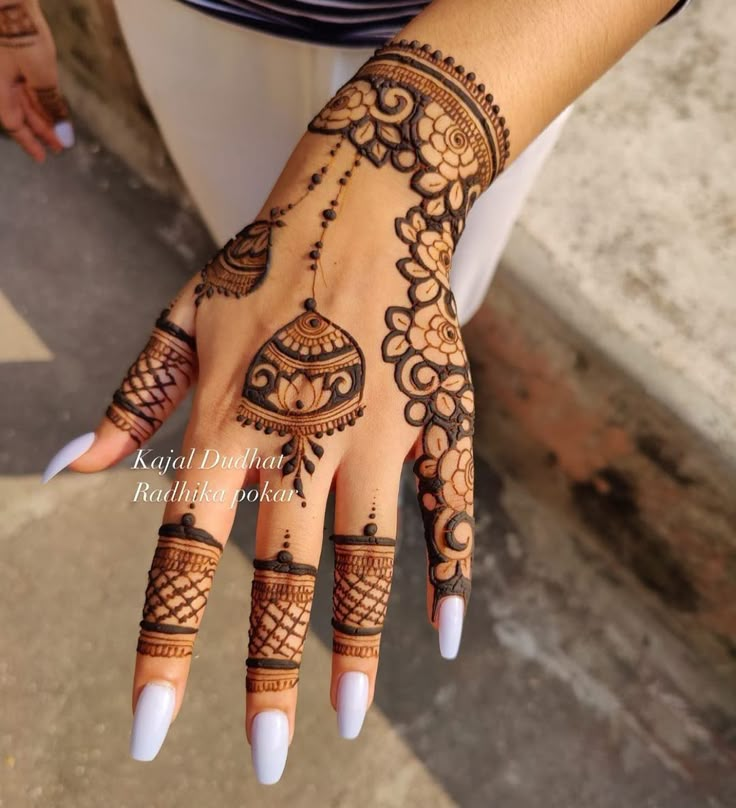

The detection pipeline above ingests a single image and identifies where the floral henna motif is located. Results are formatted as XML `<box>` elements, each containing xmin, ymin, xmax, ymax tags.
<box><xmin>246</xmin><ymin>551</ymin><xmax>317</xmax><ymax>693</ymax></box>
<box><xmin>0</xmin><ymin>3</ymin><xmax>37</xmax><ymax>48</ymax></box>
<box><xmin>331</xmin><ymin>527</ymin><xmax>396</xmax><ymax>659</ymax></box>
<box><xmin>33</xmin><ymin>86</ymin><xmax>69</xmax><ymax>124</ymax></box>
<box><xmin>137</xmin><ymin>514</ymin><xmax>223</xmax><ymax>658</ymax></box>
<box><xmin>237</xmin><ymin>298</ymin><xmax>365</xmax><ymax>499</ymax></box>
<box><xmin>310</xmin><ymin>40</ymin><xmax>508</xmax><ymax>616</ymax></box>
<box><xmin>106</xmin><ymin>309</ymin><xmax>196</xmax><ymax>445</ymax></box>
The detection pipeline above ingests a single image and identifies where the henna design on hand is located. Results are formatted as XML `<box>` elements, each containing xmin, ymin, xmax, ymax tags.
<box><xmin>137</xmin><ymin>514</ymin><xmax>223</xmax><ymax>658</ymax></box>
<box><xmin>310</xmin><ymin>41</ymin><xmax>508</xmax><ymax>616</ymax></box>
<box><xmin>246</xmin><ymin>550</ymin><xmax>317</xmax><ymax>693</ymax></box>
<box><xmin>33</xmin><ymin>86</ymin><xmax>69</xmax><ymax>124</ymax></box>
<box><xmin>237</xmin><ymin>298</ymin><xmax>365</xmax><ymax>499</ymax></box>
<box><xmin>331</xmin><ymin>525</ymin><xmax>396</xmax><ymax>659</ymax></box>
<box><xmin>0</xmin><ymin>3</ymin><xmax>38</xmax><ymax>48</ymax></box>
<box><xmin>106</xmin><ymin>309</ymin><xmax>196</xmax><ymax>445</ymax></box>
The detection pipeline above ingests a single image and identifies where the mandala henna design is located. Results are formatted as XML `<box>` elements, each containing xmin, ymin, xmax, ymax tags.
<box><xmin>0</xmin><ymin>3</ymin><xmax>38</xmax><ymax>48</ymax></box>
<box><xmin>331</xmin><ymin>526</ymin><xmax>396</xmax><ymax>659</ymax></box>
<box><xmin>237</xmin><ymin>298</ymin><xmax>365</xmax><ymax>499</ymax></box>
<box><xmin>106</xmin><ymin>309</ymin><xmax>196</xmax><ymax>445</ymax></box>
<box><xmin>137</xmin><ymin>514</ymin><xmax>223</xmax><ymax>658</ymax></box>
<box><xmin>310</xmin><ymin>40</ymin><xmax>505</xmax><ymax>616</ymax></box>
<box><xmin>246</xmin><ymin>550</ymin><xmax>317</xmax><ymax>693</ymax></box>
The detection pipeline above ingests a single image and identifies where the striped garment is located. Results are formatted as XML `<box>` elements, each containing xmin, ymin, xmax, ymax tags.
<box><xmin>175</xmin><ymin>0</ymin><xmax>692</xmax><ymax>48</ymax></box>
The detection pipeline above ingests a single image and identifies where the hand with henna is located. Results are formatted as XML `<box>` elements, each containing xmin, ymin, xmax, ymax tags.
<box><xmin>0</xmin><ymin>0</ymin><xmax>73</xmax><ymax>161</ymax></box>
<box><xmin>42</xmin><ymin>0</ymin><xmax>680</xmax><ymax>785</ymax></box>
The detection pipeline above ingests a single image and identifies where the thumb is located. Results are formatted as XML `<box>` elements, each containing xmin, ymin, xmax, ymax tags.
<box><xmin>43</xmin><ymin>294</ymin><xmax>198</xmax><ymax>482</ymax></box>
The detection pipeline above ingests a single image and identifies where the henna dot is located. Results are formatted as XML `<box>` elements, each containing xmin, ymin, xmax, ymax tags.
<box><xmin>337</xmin><ymin>424</ymin><xmax>345</xmax><ymax>432</ymax></box>
<box><xmin>311</xmin><ymin>173</ymin><xmax>322</xmax><ymax>184</ymax></box>
<box><xmin>190</xmin><ymin>503</ymin><xmax>196</xmax><ymax>510</ymax></box>
<box><xmin>345</xmin><ymin>170</ymin><xmax>352</xmax><ymax>177</ymax></box>
<box><xmin>309</xmin><ymin>249</ymin><xmax>320</xmax><ymax>259</ymax></box>
<box><xmin>456</xmin><ymin>65</ymin><xmax>465</xmax><ymax>74</ymax></box>
<box><xmin>357</xmin><ymin>408</ymin><xmax>365</xmax><ymax>417</ymax></box>
<box><xmin>287</xmin><ymin>203</ymin><xmax>294</xmax><ymax>210</ymax></box>
<box><xmin>244</xmin><ymin>418</ymin><xmax>252</xmax><ymax>425</ymax></box>
<box><xmin>275</xmin><ymin>219</ymin><xmax>286</xmax><ymax>228</ymax></box>
<box><xmin>283</xmin><ymin>541</ymin><xmax>290</xmax><ymax>548</ymax></box>
<box><xmin>421</xmin><ymin>43</ymin><xmax>431</xmax><ymax>52</ymax></box>
<box><xmin>310</xmin><ymin>263</ymin><xmax>318</xmax><ymax>271</ymax></box>
<box><xmin>327</xmin><ymin>428</ymin><xmax>335</xmax><ymax>436</ymax></box>
<box><xmin>410</xmin><ymin>39</ymin><xmax>419</xmax><ymax>48</ymax></box>
<box><xmin>339</xmin><ymin>178</ymin><xmax>347</xmax><ymax>185</ymax></box>
<box><xmin>295</xmin><ymin>400</ymin><xmax>304</xmax><ymax>409</ymax></box>
<box><xmin>307</xmin><ymin>184</ymin><xmax>315</xmax><ymax>191</ymax></box>
<box><xmin>444</xmin><ymin>56</ymin><xmax>455</xmax><ymax>65</ymax></box>
<box><xmin>492</xmin><ymin>105</ymin><xmax>500</xmax><ymax>114</ymax></box>
<box><xmin>278</xmin><ymin>429</ymin><xmax>287</xmax><ymax>436</ymax></box>
<box><xmin>264</xmin><ymin>427</ymin><xmax>273</xmax><ymax>434</ymax></box>
<box><xmin>316</xmin><ymin>241</ymin><xmax>323</xmax><ymax>248</ymax></box>
<box><xmin>399</xmin><ymin>39</ymin><xmax>408</xmax><ymax>46</ymax></box>
<box><xmin>369</xmin><ymin>512</ymin><xmax>376</xmax><ymax>520</ymax></box>
<box><xmin>478</xmin><ymin>83</ymin><xmax>485</xmax><ymax>92</ymax></box>
<box><xmin>301</xmin><ymin>501</ymin><xmax>307</xmax><ymax>508</ymax></box>
<box><xmin>363</xmin><ymin>522</ymin><xmax>378</xmax><ymax>536</ymax></box>
<box><xmin>467</xmin><ymin>72</ymin><xmax>476</xmax><ymax>81</ymax></box>
<box><xmin>277</xmin><ymin>550</ymin><xmax>293</xmax><ymax>563</ymax></box>
<box><xmin>499</xmin><ymin>116</ymin><xmax>506</xmax><ymax>126</ymax></box>
<box><xmin>254</xmin><ymin>423</ymin><xmax>262</xmax><ymax>431</ymax></box>
<box><xmin>279</xmin><ymin>208</ymin><xmax>287</xmax><ymax>215</ymax></box>
<box><xmin>236</xmin><ymin>414</ymin><xmax>244</xmax><ymax>422</ymax></box>
<box><xmin>270</xmin><ymin>207</ymin><xmax>279</xmax><ymax>218</ymax></box>
<box><xmin>315</xmin><ymin>431</ymin><xmax>323</xmax><ymax>438</ymax></box>
<box><xmin>304</xmin><ymin>298</ymin><xmax>317</xmax><ymax>311</ymax></box>
<box><xmin>182</xmin><ymin>513</ymin><xmax>195</xmax><ymax>527</ymax></box>
<box><xmin>504</xmin><ymin>129</ymin><xmax>510</xmax><ymax>138</ymax></box>
<box><xmin>485</xmin><ymin>94</ymin><xmax>494</xmax><ymax>104</ymax></box>
<box><xmin>330</xmin><ymin>200</ymin><xmax>338</xmax><ymax>207</ymax></box>
<box><xmin>323</xmin><ymin>209</ymin><xmax>337</xmax><ymax>220</ymax></box>
<box><xmin>432</xmin><ymin>50</ymin><xmax>443</xmax><ymax>60</ymax></box>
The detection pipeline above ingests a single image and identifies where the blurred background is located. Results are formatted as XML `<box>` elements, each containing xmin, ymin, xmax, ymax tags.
<box><xmin>1</xmin><ymin>1</ymin><xmax>735</xmax><ymax>806</ymax></box>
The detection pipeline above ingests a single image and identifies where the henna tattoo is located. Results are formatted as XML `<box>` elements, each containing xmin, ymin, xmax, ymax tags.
<box><xmin>246</xmin><ymin>550</ymin><xmax>317</xmax><ymax>693</ymax></box>
<box><xmin>0</xmin><ymin>4</ymin><xmax>38</xmax><ymax>48</ymax></box>
<box><xmin>236</xmin><ymin>298</ymin><xmax>365</xmax><ymax>499</ymax></box>
<box><xmin>331</xmin><ymin>526</ymin><xmax>396</xmax><ymax>659</ymax></box>
<box><xmin>33</xmin><ymin>86</ymin><xmax>68</xmax><ymax>123</ymax></box>
<box><xmin>106</xmin><ymin>309</ymin><xmax>196</xmax><ymax>445</ymax></box>
<box><xmin>309</xmin><ymin>41</ymin><xmax>504</xmax><ymax>615</ymax></box>
<box><xmin>137</xmin><ymin>514</ymin><xmax>223</xmax><ymax>658</ymax></box>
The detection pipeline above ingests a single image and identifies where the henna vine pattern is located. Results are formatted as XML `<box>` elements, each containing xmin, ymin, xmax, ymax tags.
<box><xmin>137</xmin><ymin>514</ymin><xmax>223</xmax><ymax>658</ymax></box>
<box><xmin>0</xmin><ymin>3</ymin><xmax>37</xmax><ymax>48</ymax></box>
<box><xmin>310</xmin><ymin>40</ymin><xmax>509</xmax><ymax>615</ymax></box>
<box><xmin>106</xmin><ymin>309</ymin><xmax>196</xmax><ymax>445</ymax></box>
<box><xmin>331</xmin><ymin>524</ymin><xmax>396</xmax><ymax>659</ymax></box>
<box><xmin>246</xmin><ymin>550</ymin><xmax>317</xmax><ymax>693</ymax></box>
<box><xmin>236</xmin><ymin>298</ymin><xmax>365</xmax><ymax>499</ymax></box>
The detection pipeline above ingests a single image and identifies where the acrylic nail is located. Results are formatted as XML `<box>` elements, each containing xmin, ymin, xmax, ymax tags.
<box><xmin>337</xmin><ymin>671</ymin><xmax>369</xmax><ymax>740</ymax></box>
<box><xmin>438</xmin><ymin>596</ymin><xmax>464</xmax><ymax>660</ymax></box>
<box><xmin>251</xmin><ymin>710</ymin><xmax>289</xmax><ymax>785</ymax></box>
<box><xmin>42</xmin><ymin>432</ymin><xmax>95</xmax><ymax>483</ymax></box>
<box><xmin>129</xmin><ymin>682</ymin><xmax>176</xmax><ymax>762</ymax></box>
<box><xmin>54</xmin><ymin>120</ymin><xmax>75</xmax><ymax>148</ymax></box>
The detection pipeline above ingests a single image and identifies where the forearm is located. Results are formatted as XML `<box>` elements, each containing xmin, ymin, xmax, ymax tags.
<box><xmin>400</xmin><ymin>0</ymin><xmax>676</xmax><ymax>163</ymax></box>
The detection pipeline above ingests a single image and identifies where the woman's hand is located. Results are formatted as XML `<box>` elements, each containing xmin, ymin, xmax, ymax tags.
<box><xmin>45</xmin><ymin>41</ymin><xmax>507</xmax><ymax>782</ymax></box>
<box><xmin>0</xmin><ymin>0</ymin><xmax>73</xmax><ymax>161</ymax></box>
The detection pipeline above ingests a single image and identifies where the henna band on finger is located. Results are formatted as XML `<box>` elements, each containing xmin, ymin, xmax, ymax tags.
<box><xmin>246</xmin><ymin>551</ymin><xmax>317</xmax><ymax>693</ymax></box>
<box><xmin>137</xmin><ymin>514</ymin><xmax>223</xmax><ymax>658</ymax></box>
<box><xmin>331</xmin><ymin>530</ymin><xmax>396</xmax><ymax>659</ymax></box>
<box><xmin>106</xmin><ymin>309</ymin><xmax>196</xmax><ymax>445</ymax></box>
<box><xmin>0</xmin><ymin>4</ymin><xmax>38</xmax><ymax>48</ymax></box>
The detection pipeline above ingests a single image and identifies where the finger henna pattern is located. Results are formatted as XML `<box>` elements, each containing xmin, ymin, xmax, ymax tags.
<box><xmin>246</xmin><ymin>550</ymin><xmax>317</xmax><ymax>693</ymax></box>
<box><xmin>237</xmin><ymin>298</ymin><xmax>365</xmax><ymax>499</ymax></box>
<box><xmin>106</xmin><ymin>309</ymin><xmax>196</xmax><ymax>445</ymax></box>
<box><xmin>0</xmin><ymin>4</ymin><xmax>38</xmax><ymax>48</ymax></box>
<box><xmin>331</xmin><ymin>525</ymin><xmax>396</xmax><ymax>659</ymax></box>
<box><xmin>33</xmin><ymin>86</ymin><xmax>69</xmax><ymax>124</ymax></box>
<box><xmin>137</xmin><ymin>514</ymin><xmax>223</xmax><ymax>658</ymax></box>
<box><xmin>310</xmin><ymin>40</ymin><xmax>509</xmax><ymax>615</ymax></box>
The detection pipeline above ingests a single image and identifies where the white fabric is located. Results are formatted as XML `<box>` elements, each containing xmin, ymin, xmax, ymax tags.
<box><xmin>115</xmin><ymin>0</ymin><xmax>571</xmax><ymax>324</ymax></box>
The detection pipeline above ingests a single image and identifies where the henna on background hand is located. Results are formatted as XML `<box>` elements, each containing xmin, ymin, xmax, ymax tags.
<box><xmin>237</xmin><ymin>298</ymin><xmax>365</xmax><ymax>500</ymax></box>
<box><xmin>246</xmin><ymin>550</ymin><xmax>317</xmax><ymax>693</ymax></box>
<box><xmin>106</xmin><ymin>309</ymin><xmax>196</xmax><ymax>445</ymax></box>
<box><xmin>0</xmin><ymin>4</ymin><xmax>38</xmax><ymax>48</ymax></box>
<box><xmin>310</xmin><ymin>40</ymin><xmax>507</xmax><ymax>616</ymax></box>
<box><xmin>331</xmin><ymin>525</ymin><xmax>396</xmax><ymax>659</ymax></box>
<box><xmin>137</xmin><ymin>514</ymin><xmax>223</xmax><ymax>658</ymax></box>
<box><xmin>33</xmin><ymin>86</ymin><xmax>69</xmax><ymax>124</ymax></box>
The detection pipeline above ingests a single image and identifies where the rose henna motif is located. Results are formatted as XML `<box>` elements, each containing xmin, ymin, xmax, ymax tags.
<box><xmin>310</xmin><ymin>40</ymin><xmax>508</xmax><ymax>615</ymax></box>
<box><xmin>237</xmin><ymin>298</ymin><xmax>365</xmax><ymax>499</ymax></box>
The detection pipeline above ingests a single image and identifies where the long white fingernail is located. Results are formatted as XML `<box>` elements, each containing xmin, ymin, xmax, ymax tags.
<box><xmin>337</xmin><ymin>671</ymin><xmax>369</xmax><ymax>740</ymax></box>
<box><xmin>54</xmin><ymin>120</ymin><xmax>75</xmax><ymax>148</ymax></box>
<box><xmin>251</xmin><ymin>710</ymin><xmax>289</xmax><ymax>785</ymax></box>
<box><xmin>42</xmin><ymin>432</ymin><xmax>95</xmax><ymax>483</ymax></box>
<box><xmin>129</xmin><ymin>682</ymin><xmax>176</xmax><ymax>762</ymax></box>
<box><xmin>438</xmin><ymin>596</ymin><xmax>465</xmax><ymax>660</ymax></box>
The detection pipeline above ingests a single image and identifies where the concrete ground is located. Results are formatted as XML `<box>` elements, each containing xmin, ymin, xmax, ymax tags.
<box><xmin>509</xmin><ymin>0</ymin><xmax>736</xmax><ymax>463</ymax></box>
<box><xmin>1</xmin><ymin>130</ymin><xmax>735</xmax><ymax>807</ymax></box>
